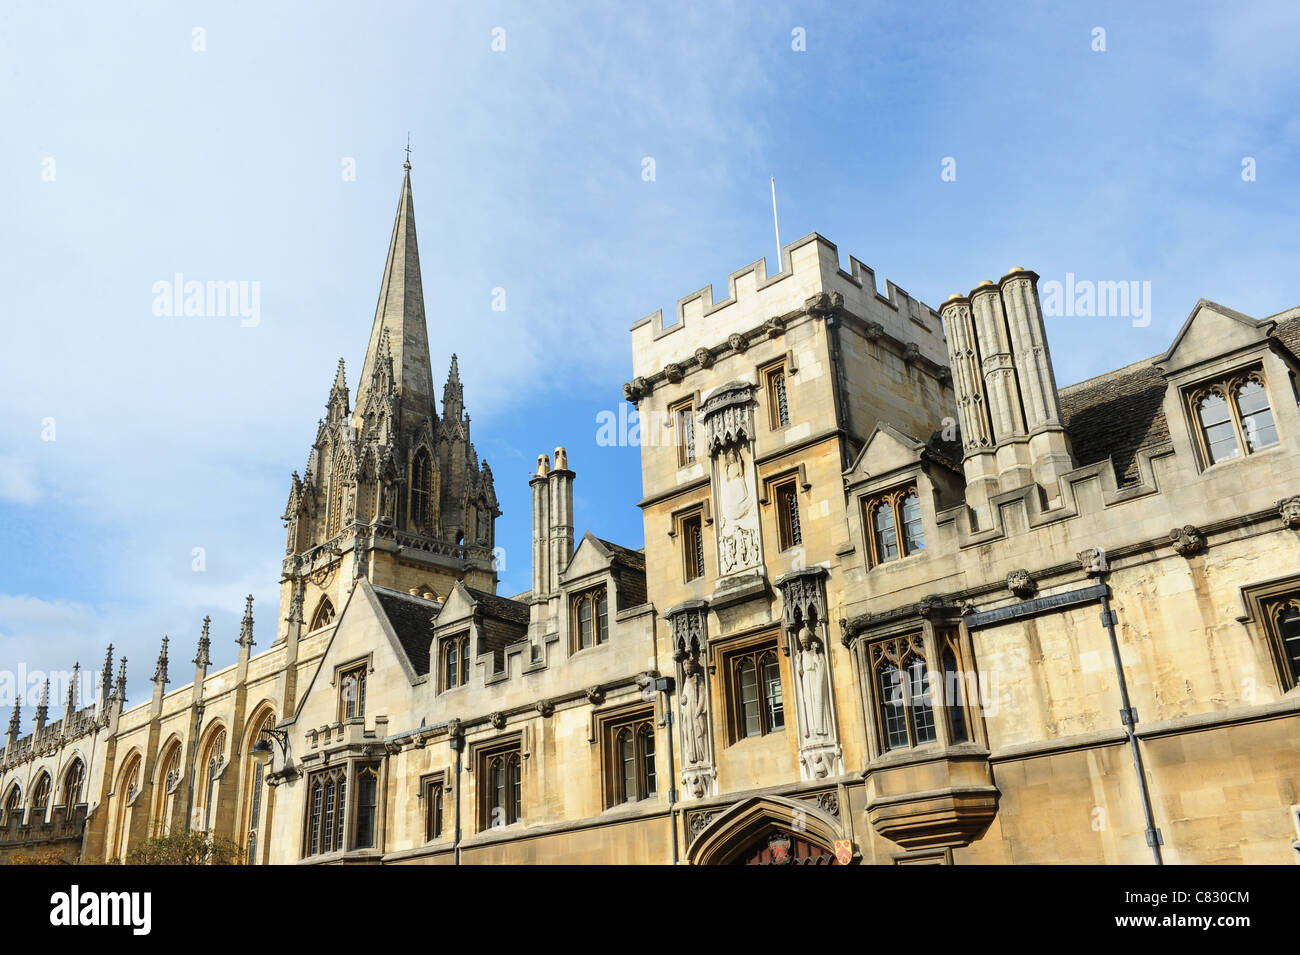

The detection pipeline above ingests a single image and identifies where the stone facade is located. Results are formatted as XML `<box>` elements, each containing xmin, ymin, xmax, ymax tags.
<box><xmin>3</xmin><ymin>171</ymin><xmax>1299</xmax><ymax>865</ymax></box>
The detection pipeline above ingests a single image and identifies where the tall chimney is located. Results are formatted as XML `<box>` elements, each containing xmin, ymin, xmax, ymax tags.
<box><xmin>999</xmin><ymin>268</ymin><xmax>1073</xmax><ymax>498</ymax></box>
<box><xmin>941</xmin><ymin>294</ymin><xmax>999</xmax><ymax>527</ymax></box>
<box><xmin>548</xmin><ymin>447</ymin><xmax>575</xmax><ymax>592</ymax></box>
<box><xmin>531</xmin><ymin>453</ymin><xmax>551</xmax><ymax>597</ymax></box>
<box><xmin>969</xmin><ymin>281</ymin><xmax>1032</xmax><ymax>491</ymax></box>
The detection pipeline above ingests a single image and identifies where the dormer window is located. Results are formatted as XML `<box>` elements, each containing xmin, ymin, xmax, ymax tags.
<box><xmin>573</xmin><ymin>587</ymin><xmax>609</xmax><ymax>650</ymax></box>
<box><xmin>864</xmin><ymin>485</ymin><xmax>924</xmax><ymax>566</ymax></box>
<box><xmin>1188</xmin><ymin>369</ymin><xmax>1279</xmax><ymax>466</ymax></box>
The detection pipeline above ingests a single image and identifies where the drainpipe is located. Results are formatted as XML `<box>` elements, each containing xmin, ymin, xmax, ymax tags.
<box><xmin>1099</xmin><ymin>589</ymin><xmax>1164</xmax><ymax>864</ymax></box>
<box><xmin>663</xmin><ymin>683</ymin><xmax>679</xmax><ymax>865</ymax></box>
<box><xmin>449</xmin><ymin>720</ymin><xmax>464</xmax><ymax>866</ymax></box>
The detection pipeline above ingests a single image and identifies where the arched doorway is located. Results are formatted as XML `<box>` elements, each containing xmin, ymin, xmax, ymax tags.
<box><xmin>735</xmin><ymin>831</ymin><xmax>839</xmax><ymax>865</ymax></box>
<box><xmin>686</xmin><ymin>794</ymin><xmax>854</xmax><ymax>866</ymax></box>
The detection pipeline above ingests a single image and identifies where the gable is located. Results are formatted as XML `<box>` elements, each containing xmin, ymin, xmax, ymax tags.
<box><xmin>1159</xmin><ymin>300</ymin><xmax>1270</xmax><ymax>371</ymax></box>
<box><xmin>845</xmin><ymin>424</ymin><xmax>923</xmax><ymax>482</ymax></box>
<box><xmin>291</xmin><ymin>581</ymin><xmax>420</xmax><ymax>724</ymax></box>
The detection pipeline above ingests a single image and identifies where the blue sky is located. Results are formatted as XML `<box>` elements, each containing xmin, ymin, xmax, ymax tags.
<box><xmin>1</xmin><ymin>1</ymin><xmax>1298</xmax><ymax>712</ymax></box>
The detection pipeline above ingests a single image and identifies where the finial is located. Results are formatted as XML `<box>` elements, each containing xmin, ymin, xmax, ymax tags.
<box><xmin>66</xmin><ymin>663</ymin><xmax>79</xmax><ymax>711</ymax></box>
<box><xmin>194</xmin><ymin>616</ymin><xmax>212</xmax><ymax>667</ymax></box>
<box><xmin>238</xmin><ymin>595</ymin><xmax>255</xmax><ymax>648</ymax></box>
<box><xmin>115</xmin><ymin>657</ymin><xmax>128</xmax><ymax>700</ymax></box>
<box><xmin>8</xmin><ymin>694</ymin><xmax>21</xmax><ymax>736</ymax></box>
<box><xmin>100</xmin><ymin>644</ymin><xmax>114</xmax><ymax>700</ymax></box>
<box><xmin>404</xmin><ymin>131</ymin><xmax>412</xmax><ymax>170</ymax></box>
<box><xmin>153</xmin><ymin>636</ymin><xmax>170</xmax><ymax>685</ymax></box>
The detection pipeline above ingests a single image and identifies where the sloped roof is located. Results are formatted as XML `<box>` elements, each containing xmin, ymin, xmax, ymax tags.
<box><xmin>372</xmin><ymin>586</ymin><xmax>439</xmax><ymax>675</ymax></box>
<box><xmin>593</xmin><ymin>538</ymin><xmax>646</xmax><ymax>571</ymax></box>
<box><xmin>464</xmin><ymin>587</ymin><xmax>530</xmax><ymax>626</ymax></box>
<box><xmin>1059</xmin><ymin>357</ymin><xmax>1171</xmax><ymax>486</ymax></box>
<box><xmin>1058</xmin><ymin>312</ymin><xmax>1300</xmax><ymax>487</ymax></box>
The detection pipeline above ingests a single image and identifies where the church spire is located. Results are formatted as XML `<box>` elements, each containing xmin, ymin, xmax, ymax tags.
<box><xmin>356</xmin><ymin>161</ymin><xmax>435</xmax><ymax>420</ymax></box>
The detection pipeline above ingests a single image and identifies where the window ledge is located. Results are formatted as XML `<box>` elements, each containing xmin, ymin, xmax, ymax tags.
<box><xmin>1199</xmin><ymin>442</ymin><xmax>1283</xmax><ymax>474</ymax></box>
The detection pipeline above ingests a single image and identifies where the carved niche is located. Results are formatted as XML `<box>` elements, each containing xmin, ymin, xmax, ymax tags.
<box><xmin>668</xmin><ymin>602</ymin><xmax>716</xmax><ymax>800</ymax></box>
<box><xmin>776</xmin><ymin>568</ymin><xmax>843</xmax><ymax>780</ymax></box>
<box><xmin>699</xmin><ymin>382</ymin><xmax>763</xmax><ymax>579</ymax></box>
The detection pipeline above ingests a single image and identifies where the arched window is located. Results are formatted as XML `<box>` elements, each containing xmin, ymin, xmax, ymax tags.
<box><xmin>310</xmin><ymin>596</ymin><xmax>336</xmax><ymax>631</ymax></box>
<box><xmin>61</xmin><ymin>758</ymin><xmax>85</xmax><ymax>807</ymax></box>
<box><xmin>1196</xmin><ymin>390</ymin><xmax>1239</xmax><ymax>464</ymax></box>
<box><xmin>339</xmin><ymin>664</ymin><xmax>366</xmax><ymax>721</ymax></box>
<box><xmin>354</xmin><ymin>766</ymin><xmax>379</xmax><ymax>849</ymax></box>
<box><xmin>442</xmin><ymin>633</ymin><xmax>470</xmax><ymax>689</ymax></box>
<box><xmin>327</xmin><ymin>452</ymin><xmax>351</xmax><ymax>538</ymax></box>
<box><xmin>870</xmin><ymin>634</ymin><xmax>938</xmax><ymax>752</ymax></box>
<box><xmin>244</xmin><ymin>711</ymin><xmax>275</xmax><ymax>864</ymax></box>
<box><xmin>304</xmin><ymin>765</ymin><xmax>347</xmax><ymax>856</ymax></box>
<box><xmin>152</xmin><ymin>741</ymin><xmax>182</xmax><ymax>837</ymax></box>
<box><xmin>3</xmin><ymin>785</ymin><xmax>20</xmax><ymax>825</ymax></box>
<box><xmin>900</xmin><ymin>491</ymin><xmax>925</xmax><ymax>554</ymax></box>
<box><xmin>864</xmin><ymin>485</ymin><xmax>924</xmax><ymax>566</ymax></box>
<box><xmin>611</xmin><ymin>717</ymin><xmax>658</xmax><ymax>804</ymax></box>
<box><xmin>572</xmin><ymin>588</ymin><xmax>609</xmax><ymax>651</ymax></box>
<box><xmin>1188</xmin><ymin>370</ymin><xmax>1281</xmax><ymax>467</ymax></box>
<box><xmin>482</xmin><ymin>749</ymin><xmax>522</xmax><ymax>829</ymax></box>
<box><xmin>409</xmin><ymin>447</ymin><xmax>432</xmax><ymax>533</ymax></box>
<box><xmin>942</xmin><ymin>637</ymin><xmax>969</xmax><ymax>743</ymax></box>
<box><xmin>873</xmin><ymin>501</ymin><xmax>899</xmax><ymax>562</ymax></box>
<box><xmin>1235</xmin><ymin>378</ymin><xmax>1278</xmax><ymax>452</ymax></box>
<box><xmin>31</xmin><ymin>773</ymin><xmax>51</xmax><ymax>816</ymax></box>
<box><xmin>112</xmin><ymin>753</ymin><xmax>142</xmax><ymax>861</ymax></box>
<box><xmin>200</xmin><ymin>727</ymin><xmax>227</xmax><ymax>832</ymax></box>
<box><xmin>727</xmin><ymin>641</ymin><xmax>785</xmax><ymax>741</ymax></box>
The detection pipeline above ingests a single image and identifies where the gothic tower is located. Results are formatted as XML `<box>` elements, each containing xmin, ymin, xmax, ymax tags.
<box><xmin>276</xmin><ymin>160</ymin><xmax>500</xmax><ymax>643</ymax></box>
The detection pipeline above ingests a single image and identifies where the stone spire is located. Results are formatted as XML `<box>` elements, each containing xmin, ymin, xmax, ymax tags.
<box><xmin>194</xmin><ymin>617</ymin><xmax>212</xmax><ymax>667</ymax></box>
<box><xmin>34</xmin><ymin>679</ymin><xmax>49</xmax><ymax>732</ymax></box>
<box><xmin>64</xmin><ymin>662</ymin><xmax>79</xmax><ymax>718</ymax></box>
<box><xmin>238</xmin><ymin>595</ymin><xmax>255</xmax><ymax>649</ymax></box>
<box><xmin>152</xmin><ymin>636</ymin><xmax>170</xmax><ymax>685</ymax></box>
<box><xmin>100</xmin><ymin>644</ymin><xmax>114</xmax><ymax>704</ymax></box>
<box><xmin>7</xmin><ymin>694</ymin><xmax>20</xmax><ymax>739</ymax></box>
<box><xmin>115</xmin><ymin>657</ymin><xmax>128</xmax><ymax>701</ymax></box>
<box><xmin>356</xmin><ymin>162</ymin><xmax>435</xmax><ymax>420</ymax></box>
<box><xmin>326</xmin><ymin>358</ymin><xmax>350</xmax><ymax>427</ymax></box>
<box><xmin>443</xmin><ymin>353</ymin><xmax>464</xmax><ymax>423</ymax></box>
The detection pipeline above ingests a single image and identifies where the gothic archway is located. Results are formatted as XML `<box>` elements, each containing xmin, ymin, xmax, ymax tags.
<box><xmin>686</xmin><ymin>794</ymin><xmax>853</xmax><ymax>865</ymax></box>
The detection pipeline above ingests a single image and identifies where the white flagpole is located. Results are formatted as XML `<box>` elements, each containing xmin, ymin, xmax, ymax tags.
<box><xmin>770</xmin><ymin>176</ymin><xmax>782</xmax><ymax>273</ymax></box>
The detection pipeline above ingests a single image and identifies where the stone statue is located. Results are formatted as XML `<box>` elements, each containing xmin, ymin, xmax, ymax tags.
<box><xmin>796</xmin><ymin>625</ymin><xmax>828</xmax><ymax>738</ymax></box>
<box><xmin>679</xmin><ymin>657</ymin><xmax>708</xmax><ymax>766</ymax></box>
<box><xmin>717</xmin><ymin>446</ymin><xmax>758</xmax><ymax>573</ymax></box>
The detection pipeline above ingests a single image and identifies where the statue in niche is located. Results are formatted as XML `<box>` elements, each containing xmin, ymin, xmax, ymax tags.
<box><xmin>378</xmin><ymin>480</ymin><xmax>395</xmax><ymax>523</ymax></box>
<box><xmin>796</xmin><ymin>623</ymin><xmax>829</xmax><ymax>739</ymax></box>
<box><xmin>717</xmin><ymin>445</ymin><xmax>758</xmax><ymax>573</ymax></box>
<box><xmin>679</xmin><ymin>656</ymin><xmax>708</xmax><ymax>766</ymax></box>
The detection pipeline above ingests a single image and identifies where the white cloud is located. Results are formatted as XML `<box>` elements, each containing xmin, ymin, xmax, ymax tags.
<box><xmin>0</xmin><ymin>457</ymin><xmax>39</xmax><ymax>505</ymax></box>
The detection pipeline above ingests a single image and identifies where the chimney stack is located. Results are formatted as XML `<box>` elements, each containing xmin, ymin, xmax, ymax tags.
<box><xmin>548</xmin><ymin>447</ymin><xmax>575</xmax><ymax>592</ymax></box>
<box><xmin>531</xmin><ymin>453</ymin><xmax>551</xmax><ymax>597</ymax></box>
<box><xmin>941</xmin><ymin>268</ymin><xmax>1074</xmax><ymax>522</ymax></box>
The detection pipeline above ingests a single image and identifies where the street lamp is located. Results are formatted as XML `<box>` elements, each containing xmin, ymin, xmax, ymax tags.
<box><xmin>250</xmin><ymin>727</ymin><xmax>290</xmax><ymax>765</ymax></box>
